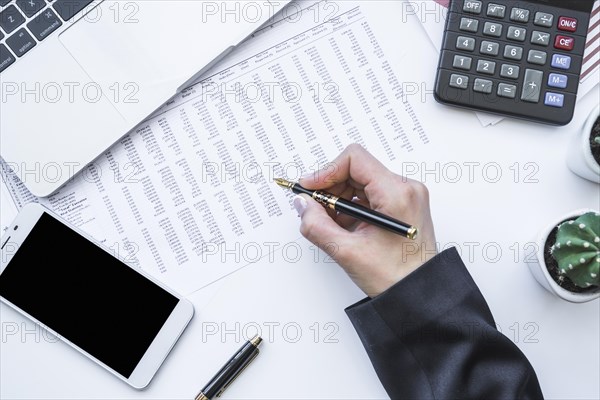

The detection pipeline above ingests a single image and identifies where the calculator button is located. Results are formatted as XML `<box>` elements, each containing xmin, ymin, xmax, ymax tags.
<box><xmin>504</xmin><ymin>45</ymin><xmax>523</xmax><ymax>60</ymax></box>
<box><xmin>487</xmin><ymin>3</ymin><xmax>506</xmax><ymax>18</ymax></box>
<box><xmin>507</xmin><ymin>26</ymin><xmax>527</xmax><ymax>42</ymax></box>
<box><xmin>531</xmin><ymin>31</ymin><xmax>550</xmax><ymax>46</ymax></box>
<box><xmin>500</xmin><ymin>64</ymin><xmax>520</xmax><ymax>79</ymax></box>
<box><xmin>477</xmin><ymin>59</ymin><xmax>496</xmax><ymax>74</ymax></box>
<box><xmin>510</xmin><ymin>8</ymin><xmax>530</xmax><ymax>23</ymax></box>
<box><xmin>456</xmin><ymin>36</ymin><xmax>476</xmax><ymax>51</ymax></box>
<box><xmin>558</xmin><ymin>16</ymin><xmax>578</xmax><ymax>32</ymax></box>
<box><xmin>534</xmin><ymin>12</ymin><xmax>554</xmax><ymax>28</ymax></box>
<box><xmin>498</xmin><ymin>83</ymin><xmax>517</xmax><ymax>98</ymax></box>
<box><xmin>483</xmin><ymin>22</ymin><xmax>502</xmax><ymax>37</ymax></box>
<box><xmin>473</xmin><ymin>78</ymin><xmax>493</xmax><ymax>94</ymax></box>
<box><xmin>545</xmin><ymin>92</ymin><xmax>564</xmax><ymax>107</ymax></box>
<box><xmin>548</xmin><ymin>73</ymin><xmax>568</xmax><ymax>88</ymax></box>
<box><xmin>463</xmin><ymin>0</ymin><xmax>482</xmax><ymax>14</ymax></box>
<box><xmin>460</xmin><ymin>17</ymin><xmax>479</xmax><ymax>33</ymax></box>
<box><xmin>528</xmin><ymin>50</ymin><xmax>547</xmax><ymax>65</ymax></box>
<box><xmin>551</xmin><ymin>54</ymin><xmax>571</xmax><ymax>69</ymax></box>
<box><xmin>453</xmin><ymin>55</ymin><xmax>472</xmax><ymax>70</ymax></box>
<box><xmin>480</xmin><ymin>41</ymin><xmax>499</xmax><ymax>56</ymax></box>
<box><xmin>521</xmin><ymin>69</ymin><xmax>543</xmax><ymax>102</ymax></box>
<box><xmin>554</xmin><ymin>35</ymin><xmax>574</xmax><ymax>51</ymax></box>
<box><xmin>450</xmin><ymin>74</ymin><xmax>469</xmax><ymax>89</ymax></box>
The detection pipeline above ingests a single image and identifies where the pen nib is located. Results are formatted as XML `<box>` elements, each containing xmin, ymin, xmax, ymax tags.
<box><xmin>273</xmin><ymin>177</ymin><xmax>294</xmax><ymax>189</ymax></box>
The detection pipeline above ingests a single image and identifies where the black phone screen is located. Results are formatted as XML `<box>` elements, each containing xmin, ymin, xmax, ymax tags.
<box><xmin>0</xmin><ymin>212</ymin><xmax>179</xmax><ymax>378</ymax></box>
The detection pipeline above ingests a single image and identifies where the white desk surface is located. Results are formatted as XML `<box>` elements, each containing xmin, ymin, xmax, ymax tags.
<box><xmin>1</xmin><ymin>1</ymin><xmax>599</xmax><ymax>399</ymax></box>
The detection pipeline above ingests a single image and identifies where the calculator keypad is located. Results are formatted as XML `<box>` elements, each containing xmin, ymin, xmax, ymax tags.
<box><xmin>486</xmin><ymin>3</ymin><xmax>505</xmax><ymax>18</ymax></box>
<box><xmin>534</xmin><ymin>12</ymin><xmax>553</xmax><ymax>28</ymax></box>
<box><xmin>527</xmin><ymin>50</ymin><xmax>547</xmax><ymax>65</ymax></box>
<box><xmin>498</xmin><ymin>83</ymin><xmax>517</xmax><ymax>98</ymax></box>
<box><xmin>507</xmin><ymin>26</ymin><xmax>527</xmax><ymax>42</ymax></box>
<box><xmin>531</xmin><ymin>31</ymin><xmax>550</xmax><ymax>46</ymax></box>
<box><xmin>504</xmin><ymin>45</ymin><xmax>523</xmax><ymax>60</ymax></box>
<box><xmin>480</xmin><ymin>41</ymin><xmax>499</xmax><ymax>56</ymax></box>
<box><xmin>460</xmin><ymin>17</ymin><xmax>479</xmax><ymax>32</ymax></box>
<box><xmin>477</xmin><ymin>59</ymin><xmax>496</xmax><ymax>74</ymax></box>
<box><xmin>483</xmin><ymin>22</ymin><xmax>502</xmax><ymax>37</ymax></box>
<box><xmin>453</xmin><ymin>55</ymin><xmax>472</xmax><ymax>70</ymax></box>
<box><xmin>510</xmin><ymin>8</ymin><xmax>530</xmax><ymax>23</ymax></box>
<box><xmin>435</xmin><ymin>0</ymin><xmax>593</xmax><ymax>125</ymax></box>
<box><xmin>500</xmin><ymin>64</ymin><xmax>519</xmax><ymax>79</ymax></box>
<box><xmin>463</xmin><ymin>0</ymin><xmax>482</xmax><ymax>14</ymax></box>
<box><xmin>456</xmin><ymin>36</ymin><xmax>476</xmax><ymax>51</ymax></box>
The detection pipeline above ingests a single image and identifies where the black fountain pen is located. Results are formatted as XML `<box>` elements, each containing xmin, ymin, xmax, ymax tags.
<box><xmin>195</xmin><ymin>335</ymin><xmax>263</xmax><ymax>400</ymax></box>
<box><xmin>274</xmin><ymin>178</ymin><xmax>418</xmax><ymax>240</ymax></box>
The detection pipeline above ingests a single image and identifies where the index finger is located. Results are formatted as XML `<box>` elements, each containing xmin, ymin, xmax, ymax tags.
<box><xmin>300</xmin><ymin>144</ymin><xmax>392</xmax><ymax>190</ymax></box>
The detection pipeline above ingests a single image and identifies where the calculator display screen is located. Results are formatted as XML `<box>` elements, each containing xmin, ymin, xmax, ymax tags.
<box><xmin>533</xmin><ymin>0</ymin><xmax>593</xmax><ymax>13</ymax></box>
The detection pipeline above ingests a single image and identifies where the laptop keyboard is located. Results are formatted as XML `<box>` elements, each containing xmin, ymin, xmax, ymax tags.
<box><xmin>0</xmin><ymin>0</ymin><xmax>94</xmax><ymax>73</ymax></box>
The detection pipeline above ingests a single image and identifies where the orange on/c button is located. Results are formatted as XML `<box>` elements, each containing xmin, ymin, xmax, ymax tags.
<box><xmin>558</xmin><ymin>16</ymin><xmax>578</xmax><ymax>32</ymax></box>
<box><xmin>555</xmin><ymin>35</ymin><xmax>575</xmax><ymax>51</ymax></box>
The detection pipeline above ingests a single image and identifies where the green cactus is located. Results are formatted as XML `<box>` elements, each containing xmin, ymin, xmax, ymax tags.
<box><xmin>551</xmin><ymin>212</ymin><xmax>600</xmax><ymax>288</ymax></box>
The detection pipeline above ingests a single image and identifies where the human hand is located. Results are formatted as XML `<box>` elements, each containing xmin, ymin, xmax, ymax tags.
<box><xmin>294</xmin><ymin>144</ymin><xmax>437</xmax><ymax>298</ymax></box>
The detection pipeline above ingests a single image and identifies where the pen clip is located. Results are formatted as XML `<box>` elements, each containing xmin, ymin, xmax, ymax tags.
<box><xmin>216</xmin><ymin>350</ymin><xmax>260</xmax><ymax>398</ymax></box>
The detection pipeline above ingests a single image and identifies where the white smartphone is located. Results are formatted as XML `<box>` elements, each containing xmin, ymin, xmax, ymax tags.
<box><xmin>0</xmin><ymin>203</ymin><xmax>194</xmax><ymax>389</ymax></box>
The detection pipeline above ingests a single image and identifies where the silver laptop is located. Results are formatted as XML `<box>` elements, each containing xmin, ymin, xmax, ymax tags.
<box><xmin>0</xmin><ymin>0</ymin><xmax>289</xmax><ymax>197</ymax></box>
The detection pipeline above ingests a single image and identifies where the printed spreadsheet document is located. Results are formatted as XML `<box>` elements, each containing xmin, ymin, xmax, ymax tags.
<box><xmin>1</xmin><ymin>1</ymin><xmax>434</xmax><ymax>294</ymax></box>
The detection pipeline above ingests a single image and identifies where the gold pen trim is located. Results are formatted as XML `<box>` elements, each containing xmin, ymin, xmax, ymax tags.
<box><xmin>407</xmin><ymin>226</ymin><xmax>418</xmax><ymax>240</ymax></box>
<box><xmin>195</xmin><ymin>393</ymin><xmax>209</xmax><ymax>400</ymax></box>
<box><xmin>250</xmin><ymin>334</ymin><xmax>262</xmax><ymax>347</ymax></box>
<box><xmin>312</xmin><ymin>191</ymin><xmax>339</xmax><ymax>210</ymax></box>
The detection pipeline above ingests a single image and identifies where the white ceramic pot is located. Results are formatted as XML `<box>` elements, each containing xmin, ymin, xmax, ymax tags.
<box><xmin>567</xmin><ymin>104</ymin><xmax>600</xmax><ymax>183</ymax></box>
<box><xmin>527</xmin><ymin>209</ymin><xmax>600</xmax><ymax>303</ymax></box>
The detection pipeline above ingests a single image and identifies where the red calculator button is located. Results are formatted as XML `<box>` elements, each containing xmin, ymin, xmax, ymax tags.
<box><xmin>555</xmin><ymin>35</ymin><xmax>575</xmax><ymax>51</ymax></box>
<box><xmin>558</xmin><ymin>17</ymin><xmax>578</xmax><ymax>32</ymax></box>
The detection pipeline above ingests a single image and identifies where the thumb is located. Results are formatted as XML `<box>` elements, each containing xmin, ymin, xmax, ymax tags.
<box><xmin>294</xmin><ymin>194</ymin><xmax>351</xmax><ymax>254</ymax></box>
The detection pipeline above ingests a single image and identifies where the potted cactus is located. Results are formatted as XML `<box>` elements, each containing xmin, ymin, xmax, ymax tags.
<box><xmin>528</xmin><ymin>210</ymin><xmax>600</xmax><ymax>303</ymax></box>
<box><xmin>567</xmin><ymin>104</ymin><xmax>600</xmax><ymax>183</ymax></box>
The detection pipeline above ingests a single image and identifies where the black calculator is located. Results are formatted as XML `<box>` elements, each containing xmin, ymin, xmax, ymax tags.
<box><xmin>434</xmin><ymin>0</ymin><xmax>595</xmax><ymax>125</ymax></box>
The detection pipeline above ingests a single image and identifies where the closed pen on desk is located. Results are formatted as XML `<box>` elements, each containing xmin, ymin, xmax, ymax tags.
<box><xmin>195</xmin><ymin>335</ymin><xmax>262</xmax><ymax>400</ymax></box>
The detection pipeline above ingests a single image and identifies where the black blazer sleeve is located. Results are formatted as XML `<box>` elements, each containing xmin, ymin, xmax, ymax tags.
<box><xmin>345</xmin><ymin>247</ymin><xmax>544</xmax><ymax>400</ymax></box>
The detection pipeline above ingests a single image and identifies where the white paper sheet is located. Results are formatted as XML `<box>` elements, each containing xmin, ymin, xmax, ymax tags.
<box><xmin>0</xmin><ymin>0</ymin><xmax>433</xmax><ymax>295</ymax></box>
<box><xmin>0</xmin><ymin>175</ymin><xmax>18</xmax><ymax>234</ymax></box>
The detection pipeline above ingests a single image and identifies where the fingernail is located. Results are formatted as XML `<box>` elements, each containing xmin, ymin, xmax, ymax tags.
<box><xmin>293</xmin><ymin>195</ymin><xmax>307</xmax><ymax>217</ymax></box>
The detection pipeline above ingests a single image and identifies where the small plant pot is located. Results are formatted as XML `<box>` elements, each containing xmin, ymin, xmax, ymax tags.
<box><xmin>567</xmin><ymin>104</ymin><xmax>600</xmax><ymax>183</ymax></box>
<box><xmin>527</xmin><ymin>209</ymin><xmax>600</xmax><ymax>303</ymax></box>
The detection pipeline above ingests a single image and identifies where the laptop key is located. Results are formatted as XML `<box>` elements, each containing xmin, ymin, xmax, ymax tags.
<box><xmin>6</xmin><ymin>28</ymin><xmax>36</xmax><ymax>57</ymax></box>
<box><xmin>28</xmin><ymin>8</ymin><xmax>62</xmax><ymax>41</ymax></box>
<box><xmin>0</xmin><ymin>44</ymin><xmax>16</xmax><ymax>73</ymax></box>
<box><xmin>0</xmin><ymin>5</ymin><xmax>26</xmax><ymax>35</ymax></box>
<box><xmin>16</xmin><ymin>0</ymin><xmax>46</xmax><ymax>18</ymax></box>
<box><xmin>0</xmin><ymin>0</ymin><xmax>11</xmax><ymax>6</ymax></box>
<box><xmin>52</xmin><ymin>0</ymin><xmax>94</xmax><ymax>21</ymax></box>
